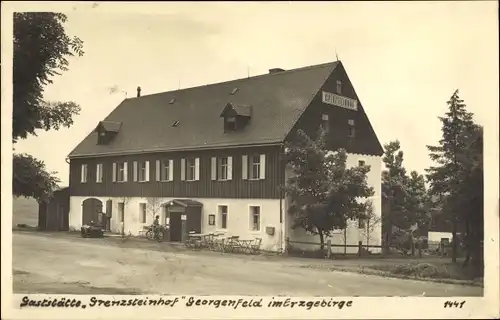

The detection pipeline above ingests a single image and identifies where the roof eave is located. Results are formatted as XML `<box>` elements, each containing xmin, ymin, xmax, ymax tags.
<box><xmin>67</xmin><ymin>141</ymin><xmax>285</xmax><ymax>159</ymax></box>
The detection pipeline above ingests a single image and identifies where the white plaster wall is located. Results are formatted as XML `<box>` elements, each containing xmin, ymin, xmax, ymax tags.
<box><xmin>69</xmin><ymin>196</ymin><xmax>283</xmax><ymax>251</ymax></box>
<box><xmin>428</xmin><ymin>231</ymin><xmax>452</xmax><ymax>243</ymax></box>
<box><xmin>283</xmin><ymin>153</ymin><xmax>382</xmax><ymax>254</ymax></box>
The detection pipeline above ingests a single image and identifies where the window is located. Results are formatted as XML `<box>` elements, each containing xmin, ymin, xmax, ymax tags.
<box><xmin>336</xmin><ymin>80</ymin><xmax>342</xmax><ymax>94</ymax></box>
<box><xmin>118</xmin><ymin>202</ymin><xmax>125</xmax><ymax>223</ymax></box>
<box><xmin>139</xmin><ymin>203</ymin><xmax>147</xmax><ymax>223</ymax></box>
<box><xmin>138</xmin><ymin>161</ymin><xmax>148</xmax><ymax>182</ymax></box>
<box><xmin>172</xmin><ymin>120</ymin><xmax>180</xmax><ymax>127</ymax></box>
<box><xmin>358</xmin><ymin>160</ymin><xmax>365</xmax><ymax>167</ymax></box>
<box><xmin>161</xmin><ymin>160</ymin><xmax>172</xmax><ymax>181</ymax></box>
<box><xmin>250</xmin><ymin>206</ymin><xmax>260</xmax><ymax>231</ymax></box>
<box><xmin>208</xmin><ymin>214</ymin><xmax>215</xmax><ymax>226</ymax></box>
<box><xmin>218</xmin><ymin>157</ymin><xmax>228</xmax><ymax>180</ymax></box>
<box><xmin>242</xmin><ymin>154</ymin><xmax>265</xmax><ymax>180</ymax></box>
<box><xmin>321</xmin><ymin>114</ymin><xmax>329</xmax><ymax>132</ymax></box>
<box><xmin>96</xmin><ymin>164</ymin><xmax>103</xmax><ymax>183</ymax></box>
<box><xmin>225</xmin><ymin>116</ymin><xmax>236</xmax><ymax>131</ymax></box>
<box><xmin>348</xmin><ymin>119</ymin><xmax>355</xmax><ymax>138</ymax></box>
<box><xmin>186</xmin><ymin>158</ymin><xmax>196</xmax><ymax>181</ymax></box>
<box><xmin>250</xmin><ymin>155</ymin><xmax>261</xmax><ymax>180</ymax></box>
<box><xmin>358</xmin><ymin>217</ymin><xmax>365</xmax><ymax>229</ymax></box>
<box><xmin>181</xmin><ymin>157</ymin><xmax>199</xmax><ymax>181</ymax></box>
<box><xmin>115</xmin><ymin>162</ymin><xmax>127</xmax><ymax>182</ymax></box>
<box><xmin>80</xmin><ymin>164</ymin><xmax>88</xmax><ymax>183</ymax></box>
<box><xmin>219</xmin><ymin>205</ymin><xmax>228</xmax><ymax>229</ymax></box>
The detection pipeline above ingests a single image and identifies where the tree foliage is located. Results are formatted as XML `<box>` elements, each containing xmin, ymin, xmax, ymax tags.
<box><xmin>13</xmin><ymin>153</ymin><xmax>60</xmax><ymax>202</ymax></box>
<box><xmin>381</xmin><ymin>141</ymin><xmax>431</xmax><ymax>248</ymax></box>
<box><xmin>284</xmin><ymin>128</ymin><xmax>374</xmax><ymax>249</ymax></box>
<box><xmin>381</xmin><ymin>141</ymin><xmax>410</xmax><ymax>229</ymax></box>
<box><xmin>12</xmin><ymin>12</ymin><xmax>84</xmax><ymax>203</ymax></box>
<box><xmin>13</xmin><ymin>12</ymin><xmax>84</xmax><ymax>142</ymax></box>
<box><xmin>426</xmin><ymin>90</ymin><xmax>483</xmax><ymax>267</ymax></box>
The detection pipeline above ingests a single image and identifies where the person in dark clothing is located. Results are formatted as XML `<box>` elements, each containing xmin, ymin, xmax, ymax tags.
<box><xmin>152</xmin><ymin>215</ymin><xmax>160</xmax><ymax>237</ymax></box>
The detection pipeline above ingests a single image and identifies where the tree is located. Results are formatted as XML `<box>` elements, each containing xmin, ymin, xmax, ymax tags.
<box><xmin>426</xmin><ymin>89</ymin><xmax>478</xmax><ymax>263</ymax></box>
<box><xmin>381</xmin><ymin>141</ymin><xmax>409</xmax><ymax>244</ymax></box>
<box><xmin>13</xmin><ymin>12</ymin><xmax>84</xmax><ymax>202</ymax></box>
<box><xmin>13</xmin><ymin>153</ymin><xmax>60</xmax><ymax>202</ymax></box>
<box><xmin>360</xmin><ymin>200</ymin><xmax>381</xmax><ymax>250</ymax></box>
<box><xmin>405</xmin><ymin>170</ymin><xmax>432</xmax><ymax>229</ymax></box>
<box><xmin>146</xmin><ymin>197</ymin><xmax>163</xmax><ymax>223</ymax></box>
<box><xmin>456</xmin><ymin>124</ymin><xmax>483</xmax><ymax>272</ymax></box>
<box><xmin>284</xmin><ymin>128</ymin><xmax>374</xmax><ymax>250</ymax></box>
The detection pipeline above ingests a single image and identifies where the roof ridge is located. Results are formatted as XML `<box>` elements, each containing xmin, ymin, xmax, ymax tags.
<box><xmin>134</xmin><ymin>60</ymin><xmax>340</xmax><ymax>99</ymax></box>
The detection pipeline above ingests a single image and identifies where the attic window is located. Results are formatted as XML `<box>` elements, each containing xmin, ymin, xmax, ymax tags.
<box><xmin>172</xmin><ymin>120</ymin><xmax>180</xmax><ymax>127</ymax></box>
<box><xmin>230</xmin><ymin>88</ymin><xmax>239</xmax><ymax>95</ymax></box>
<box><xmin>169</xmin><ymin>98</ymin><xmax>176</xmax><ymax>104</ymax></box>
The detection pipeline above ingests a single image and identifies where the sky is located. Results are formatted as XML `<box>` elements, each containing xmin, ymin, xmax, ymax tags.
<box><xmin>5</xmin><ymin>1</ymin><xmax>499</xmax><ymax>187</ymax></box>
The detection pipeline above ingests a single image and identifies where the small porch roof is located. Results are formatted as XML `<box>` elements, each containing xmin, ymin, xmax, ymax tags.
<box><xmin>163</xmin><ymin>199</ymin><xmax>203</xmax><ymax>208</ymax></box>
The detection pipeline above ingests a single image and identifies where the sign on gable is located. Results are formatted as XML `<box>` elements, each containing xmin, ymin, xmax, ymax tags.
<box><xmin>322</xmin><ymin>91</ymin><xmax>358</xmax><ymax>111</ymax></box>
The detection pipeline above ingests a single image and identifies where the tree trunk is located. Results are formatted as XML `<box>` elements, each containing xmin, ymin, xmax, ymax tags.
<box><xmin>463</xmin><ymin>218</ymin><xmax>470</xmax><ymax>267</ymax></box>
<box><xmin>318</xmin><ymin>230</ymin><xmax>325</xmax><ymax>251</ymax></box>
<box><xmin>343</xmin><ymin>228</ymin><xmax>347</xmax><ymax>255</ymax></box>
<box><xmin>451</xmin><ymin>218</ymin><xmax>457</xmax><ymax>263</ymax></box>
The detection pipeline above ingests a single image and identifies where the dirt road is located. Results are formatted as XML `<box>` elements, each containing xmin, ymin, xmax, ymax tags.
<box><xmin>12</xmin><ymin>231</ymin><xmax>482</xmax><ymax>296</ymax></box>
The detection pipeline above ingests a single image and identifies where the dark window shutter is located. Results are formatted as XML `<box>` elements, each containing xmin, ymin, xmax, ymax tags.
<box><xmin>106</xmin><ymin>200</ymin><xmax>113</xmax><ymax>218</ymax></box>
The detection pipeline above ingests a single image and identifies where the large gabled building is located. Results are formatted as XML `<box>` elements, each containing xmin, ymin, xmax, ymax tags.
<box><xmin>68</xmin><ymin>60</ymin><xmax>384</xmax><ymax>252</ymax></box>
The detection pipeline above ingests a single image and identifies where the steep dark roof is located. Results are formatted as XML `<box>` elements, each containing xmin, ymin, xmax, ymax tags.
<box><xmin>69</xmin><ymin>61</ymin><xmax>339</xmax><ymax>158</ymax></box>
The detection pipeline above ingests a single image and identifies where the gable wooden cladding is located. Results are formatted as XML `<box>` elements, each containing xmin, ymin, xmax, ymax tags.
<box><xmin>69</xmin><ymin>145</ymin><xmax>284</xmax><ymax>199</ymax></box>
<box><xmin>287</xmin><ymin>63</ymin><xmax>384</xmax><ymax>156</ymax></box>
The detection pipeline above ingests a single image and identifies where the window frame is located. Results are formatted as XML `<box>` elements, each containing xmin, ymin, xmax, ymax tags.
<box><xmin>118</xmin><ymin>202</ymin><xmax>125</xmax><ymax>223</ymax></box>
<box><xmin>249</xmin><ymin>205</ymin><xmax>261</xmax><ymax>231</ymax></box>
<box><xmin>186</xmin><ymin>157</ymin><xmax>196</xmax><ymax>181</ymax></box>
<box><xmin>218</xmin><ymin>205</ymin><xmax>228</xmax><ymax>229</ymax></box>
<box><xmin>117</xmin><ymin>162</ymin><xmax>126</xmax><ymax>182</ymax></box>
<box><xmin>249</xmin><ymin>154</ymin><xmax>261</xmax><ymax>180</ymax></box>
<box><xmin>81</xmin><ymin>164</ymin><xmax>88</xmax><ymax>183</ymax></box>
<box><xmin>218</xmin><ymin>157</ymin><xmax>229</xmax><ymax>181</ymax></box>
<box><xmin>336</xmin><ymin>80</ymin><xmax>342</xmax><ymax>94</ymax></box>
<box><xmin>161</xmin><ymin>159</ymin><xmax>171</xmax><ymax>181</ymax></box>
<box><xmin>138</xmin><ymin>161</ymin><xmax>148</xmax><ymax>182</ymax></box>
<box><xmin>96</xmin><ymin>163</ymin><xmax>103</xmax><ymax>183</ymax></box>
<box><xmin>139</xmin><ymin>203</ymin><xmax>147</xmax><ymax>224</ymax></box>
<box><xmin>321</xmin><ymin>113</ymin><xmax>329</xmax><ymax>132</ymax></box>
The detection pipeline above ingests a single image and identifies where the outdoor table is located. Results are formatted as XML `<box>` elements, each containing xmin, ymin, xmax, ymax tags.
<box><xmin>188</xmin><ymin>233</ymin><xmax>205</xmax><ymax>249</ymax></box>
<box><xmin>237</xmin><ymin>240</ymin><xmax>254</xmax><ymax>253</ymax></box>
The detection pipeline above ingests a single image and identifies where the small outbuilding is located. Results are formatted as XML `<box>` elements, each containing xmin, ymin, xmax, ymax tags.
<box><xmin>38</xmin><ymin>187</ymin><xmax>70</xmax><ymax>231</ymax></box>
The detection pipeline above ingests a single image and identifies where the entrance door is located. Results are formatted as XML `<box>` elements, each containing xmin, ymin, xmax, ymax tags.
<box><xmin>82</xmin><ymin>198</ymin><xmax>103</xmax><ymax>226</ymax></box>
<box><xmin>169</xmin><ymin>212</ymin><xmax>182</xmax><ymax>242</ymax></box>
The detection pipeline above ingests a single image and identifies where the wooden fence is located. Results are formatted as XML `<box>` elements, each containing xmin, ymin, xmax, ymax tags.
<box><xmin>284</xmin><ymin>237</ymin><xmax>449</xmax><ymax>259</ymax></box>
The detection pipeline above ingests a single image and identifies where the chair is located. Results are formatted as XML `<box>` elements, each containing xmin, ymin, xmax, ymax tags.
<box><xmin>251</xmin><ymin>238</ymin><xmax>262</xmax><ymax>254</ymax></box>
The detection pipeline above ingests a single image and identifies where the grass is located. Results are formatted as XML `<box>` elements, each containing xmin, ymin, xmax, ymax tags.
<box><xmin>12</xmin><ymin>197</ymin><xmax>39</xmax><ymax>227</ymax></box>
<box><xmin>300</xmin><ymin>258</ymin><xmax>484</xmax><ymax>287</ymax></box>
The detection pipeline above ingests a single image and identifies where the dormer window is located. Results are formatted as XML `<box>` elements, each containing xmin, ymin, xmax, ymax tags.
<box><xmin>230</xmin><ymin>88</ymin><xmax>239</xmax><ymax>95</ymax></box>
<box><xmin>95</xmin><ymin>121</ymin><xmax>122</xmax><ymax>145</ymax></box>
<box><xmin>169</xmin><ymin>98</ymin><xmax>176</xmax><ymax>104</ymax></box>
<box><xmin>172</xmin><ymin>120</ymin><xmax>180</xmax><ymax>127</ymax></box>
<box><xmin>220</xmin><ymin>103</ymin><xmax>252</xmax><ymax>133</ymax></box>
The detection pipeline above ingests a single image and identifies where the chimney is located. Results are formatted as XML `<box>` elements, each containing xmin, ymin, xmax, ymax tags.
<box><xmin>269</xmin><ymin>68</ymin><xmax>285</xmax><ymax>74</ymax></box>
<box><xmin>137</xmin><ymin>86</ymin><xmax>141</xmax><ymax>98</ymax></box>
